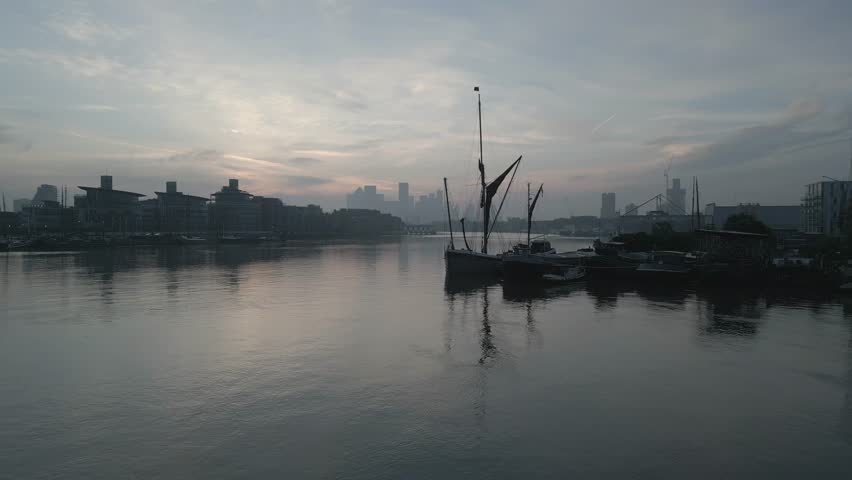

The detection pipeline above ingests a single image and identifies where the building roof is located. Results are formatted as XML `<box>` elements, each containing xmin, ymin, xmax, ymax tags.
<box><xmin>696</xmin><ymin>229</ymin><xmax>768</xmax><ymax>238</ymax></box>
<box><xmin>155</xmin><ymin>191</ymin><xmax>209</xmax><ymax>202</ymax></box>
<box><xmin>211</xmin><ymin>188</ymin><xmax>251</xmax><ymax>197</ymax></box>
<box><xmin>78</xmin><ymin>186</ymin><xmax>145</xmax><ymax>197</ymax></box>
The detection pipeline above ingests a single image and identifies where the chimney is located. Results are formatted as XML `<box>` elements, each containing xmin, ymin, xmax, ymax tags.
<box><xmin>166</xmin><ymin>181</ymin><xmax>177</xmax><ymax>194</ymax></box>
<box><xmin>229</xmin><ymin>179</ymin><xmax>239</xmax><ymax>190</ymax></box>
<box><xmin>100</xmin><ymin>175</ymin><xmax>113</xmax><ymax>190</ymax></box>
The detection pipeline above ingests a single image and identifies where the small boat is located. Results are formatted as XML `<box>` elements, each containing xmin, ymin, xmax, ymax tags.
<box><xmin>636</xmin><ymin>251</ymin><xmax>692</xmax><ymax>279</ymax></box>
<box><xmin>218</xmin><ymin>235</ymin><xmax>261</xmax><ymax>244</ymax></box>
<box><xmin>5</xmin><ymin>239</ymin><xmax>33</xmax><ymax>250</ymax></box>
<box><xmin>177</xmin><ymin>235</ymin><xmax>206</xmax><ymax>244</ymax></box>
<box><xmin>542</xmin><ymin>266</ymin><xmax>587</xmax><ymax>282</ymax></box>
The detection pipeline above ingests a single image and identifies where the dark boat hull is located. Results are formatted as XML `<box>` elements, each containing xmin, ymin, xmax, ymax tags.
<box><xmin>502</xmin><ymin>254</ymin><xmax>574</xmax><ymax>280</ymax></box>
<box><xmin>634</xmin><ymin>264</ymin><xmax>693</xmax><ymax>281</ymax></box>
<box><xmin>445</xmin><ymin>249</ymin><xmax>502</xmax><ymax>276</ymax></box>
<box><xmin>503</xmin><ymin>253</ymin><xmax>640</xmax><ymax>281</ymax></box>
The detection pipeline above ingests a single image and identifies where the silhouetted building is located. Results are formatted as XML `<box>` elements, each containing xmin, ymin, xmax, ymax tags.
<box><xmin>664</xmin><ymin>178</ymin><xmax>686</xmax><ymax>214</ymax></box>
<box><xmin>13</xmin><ymin>198</ymin><xmax>31</xmax><ymax>213</ymax></box>
<box><xmin>346</xmin><ymin>185</ymin><xmax>385</xmax><ymax>212</ymax></box>
<box><xmin>412</xmin><ymin>190</ymin><xmax>444</xmax><ymax>223</ymax></box>
<box><xmin>706</xmin><ymin>203</ymin><xmax>800</xmax><ymax>233</ymax></box>
<box><xmin>618</xmin><ymin>211</ymin><xmax>694</xmax><ymax>234</ymax></box>
<box><xmin>801</xmin><ymin>180</ymin><xmax>852</xmax><ymax>235</ymax></box>
<box><xmin>253</xmin><ymin>196</ymin><xmax>284</xmax><ymax>232</ymax></box>
<box><xmin>210</xmin><ymin>179</ymin><xmax>260</xmax><ymax>234</ymax></box>
<box><xmin>20</xmin><ymin>200</ymin><xmax>74</xmax><ymax>232</ymax></box>
<box><xmin>327</xmin><ymin>208</ymin><xmax>403</xmax><ymax>237</ymax></box>
<box><xmin>1</xmin><ymin>211</ymin><xmax>21</xmax><ymax>234</ymax></box>
<box><xmin>32</xmin><ymin>184</ymin><xmax>58</xmax><ymax>204</ymax></box>
<box><xmin>76</xmin><ymin>175</ymin><xmax>145</xmax><ymax>232</ymax></box>
<box><xmin>397</xmin><ymin>182</ymin><xmax>411</xmax><ymax>220</ymax></box>
<box><xmin>282</xmin><ymin>204</ymin><xmax>326</xmax><ymax>237</ymax></box>
<box><xmin>140</xmin><ymin>199</ymin><xmax>158</xmax><ymax>232</ymax></box>
<box><xmin>154</xmin><ymin>181</ymin><xmax>209</xmax><ymax>233</ymax></box>
<box><xmin>600</xmin><ymin>192</ymin><xmax>616</xmax><ymax>219</ymax></box>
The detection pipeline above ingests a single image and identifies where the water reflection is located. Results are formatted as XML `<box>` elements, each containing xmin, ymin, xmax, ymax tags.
<box><xmin>842</xmin><ymin>300</ymin><xmax>852</xmax><ymax>444</ymax></box>
<box><xmin>695</xmin><ymin>288</ymin><xmax>768</xmax><ymax>337</ymax></box>
<box><xmin>501</xmin><ymin>281</ymin><xmax>585</xmax><ymax>304</ymax></box>
<box><xmin>444</xmin><ymin>275</ymin><xmax>499</xmax><ymax>365</ymax></box>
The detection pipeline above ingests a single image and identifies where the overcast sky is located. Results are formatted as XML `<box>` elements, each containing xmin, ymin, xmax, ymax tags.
<box><xmin>2</xmin><ymin>0</ymin><xmax>851</xmax><ymax>218</ymax></box>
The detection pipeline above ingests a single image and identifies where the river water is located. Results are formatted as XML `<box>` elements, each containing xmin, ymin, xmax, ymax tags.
<box><xmin>2</xmin><ymin>236</ymin><xmax>852</xmax><ymax>478</ymax></box>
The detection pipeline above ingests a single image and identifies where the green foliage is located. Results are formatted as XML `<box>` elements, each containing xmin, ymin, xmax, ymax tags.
<box><xmin>613</xmin><ymin>222</ymin><xmax>692</xmax><ymax>252</ymax></box>
<box><xmin>723</xmin><ymin>213</ymin><xmax>771</xmax><ymax>235</ymax></box>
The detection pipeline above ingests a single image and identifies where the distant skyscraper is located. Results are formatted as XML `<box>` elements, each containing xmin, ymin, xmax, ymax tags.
<box><xmin>346</xmin><ymin>185</ymin><xmax>385</xmax><ymax>212</ymax></box>
<box><xmin>32</xmin><ymin>184</ymin><xmax>58</xmax><ymax>204</ymax></box>
<box><xmin>665</xmin><ymin>178</ymin><xmax>686</xmax><ymax>214</ymax></box>
<box><xmin>600</xmin><ymin>192</ymin><xmax>616</xmax><ymax>219</ymax></box>
<box><xmin>397</xmin><ymin>182</ymin><xmax>411</xmax><ymax>219</ymax></box>
<box><xmin>13</xmin><ymin>198</ymin><xmax>32</xmax><ymax>213</ymax></box>
<box><xmin>398</xmin><ymin>183</ymin><xmax>409</xmax><ymax>205</ymax></box>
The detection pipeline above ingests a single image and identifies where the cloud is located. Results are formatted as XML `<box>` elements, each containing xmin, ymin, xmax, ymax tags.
<box><xmin>42</xmin><ymin>7</ymin><xmax>135</xmax><ymax>44</ymax></box>
<box><xmin>0</xmin><ymin>48</ymin><xmax>123</xmax><ymax>77</ymax></box>
<box><xmin>287</xmin><ymin>157</ymin><xmax>322</xmax><ymax>165</ymax></box>
<box><xmin>0</xmin><ymin>124</ymin><xmax>33</xmax><ymax>152</ymax></box>
<box><xmin>651</xmin><ymin>100</ymin><xmax>849</xmax><ymax>172</ymax></box>
<box><xmin>0</xmin><ymin>125</ymin><xmax>13</xmax><ymax>144</ymax></box>
<box><xmin>74</xmin><ymin>104</ymin><xmax>119</xmax><ymax>112</ymax></box>
<box><xmin>165</xmin><ymin>149</ymin><xmax>224</xmax><ymax>164</ymax></box>
<box><xmin>591</xmin><ymin>113</ymin><xmax>617</xmax><ymax>135</ymax></box>
<box><xmin>284</xmin><ymin>175</ymin><xmax>333</xmax><ymax>187</ymax></box>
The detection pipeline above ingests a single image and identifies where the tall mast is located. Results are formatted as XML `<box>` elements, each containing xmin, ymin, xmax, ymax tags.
<box><xmin>695</xmin><ymin>176</ymin><xmax>701</xmax><ymax>229</ymax></box>
<box><xmin>443</xmin><ymin>177</ymin><xmax>454</xmax><ymax>250</ymax></box>
<box><xmin>527</xmin><ymin>183</ymin><xmax>531</xmax><ymax>247</ymax></box>
<box><xmin>475</xmin><ymin>86</ymin><xmax>486</xmax><ymax>252</ymax></box>
<box><xmin>527</xmin><ymin>183</ymin><xmax>543</xmax><ymax>248</ymax></box>
<box><xmin>477</xmin><ymin>87</ymin><xmax>483</xmax><ymax>174</ymax></box>
<box><xmin>691</xmin><ymin>176</ymin><xmax>695</xmax><ymax>231</ymax></box>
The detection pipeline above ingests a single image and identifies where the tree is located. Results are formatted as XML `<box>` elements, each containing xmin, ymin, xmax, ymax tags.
<box><xmin>723</xmin><ymin>213</ymin><xmax>770</xmax><ymax>235</ymax></box>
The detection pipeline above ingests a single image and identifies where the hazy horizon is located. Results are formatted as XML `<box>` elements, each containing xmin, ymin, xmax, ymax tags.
<box><xmin>2</xmin><ymin>1</ymin><xmax>852</xmax><ymax>218</ymax></box>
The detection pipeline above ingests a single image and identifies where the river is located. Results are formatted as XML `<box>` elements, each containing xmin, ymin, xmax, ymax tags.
<box><xmin>2</xmin><ymin>236</ymin><xmax>852</xmax><ymax>478</ymax></box>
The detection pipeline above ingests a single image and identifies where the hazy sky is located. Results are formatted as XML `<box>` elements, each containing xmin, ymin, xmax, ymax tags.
<box><xmin>2</xmin><ymin>0</ymin><xmax>851</xmax><ymax>218</ymax></box>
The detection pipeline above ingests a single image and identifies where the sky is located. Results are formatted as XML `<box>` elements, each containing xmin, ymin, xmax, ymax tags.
<box><xmin>1</xmin><ymin>0</ymin><xmax>852</xmax><ymax>218</ymax></box>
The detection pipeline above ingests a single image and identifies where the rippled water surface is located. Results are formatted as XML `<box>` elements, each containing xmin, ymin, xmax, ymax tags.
<box><xmin>2</xmin><ymin>237</ymin><xmax>852</xmax><ymax>478</ymax></box>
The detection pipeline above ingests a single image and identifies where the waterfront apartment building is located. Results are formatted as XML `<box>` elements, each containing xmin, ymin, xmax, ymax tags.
<box><xmin>706</xmin><ymin>203</ymin><xmax>800</xmax><ymax>233</ymax></box>
<box><xmin>20</xmin><ymin>200</ymin><xmax>74</xmax><ymax>233</ymax></box>
<box><xmin>76</xmin><ymin>175</ymin><xmax>145</xmax><ymax>232</ymax></box>
<box><xmin>254</xmin><ymin>196</ymin><xmax>285</xmax><ymax>232</ymax></box>
<box><xmin>600</xmin><ymin>192</ymin><xmax>616</xmax><ymax>219</ymax></box>
<box><xmin>801</xmin><ymin>180</ymin><xmax>852</xmax><ymax>235</ymax></box>
<box><xmin>209</xmin><ymin>179</ymin><xmax>260</xmax><ymax>234</ymax></box>
<box><xmin>154</xmin><ymin>181</ymin><xmax>209</xmax><ymax>233</ymax></box>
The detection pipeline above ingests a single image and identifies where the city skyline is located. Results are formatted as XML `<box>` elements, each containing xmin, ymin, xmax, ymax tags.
<box><xmin>2</xmin><ymin>1</ymin><xmax>852</xmax><ymax>218</ymax></box>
